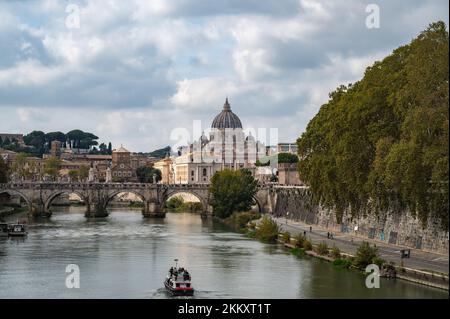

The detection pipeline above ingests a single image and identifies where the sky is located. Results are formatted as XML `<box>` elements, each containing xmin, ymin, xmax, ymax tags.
<box><xmin>0</xmin><ymin>0</ymin><xmax>448</xmax><ymax>152</ymax></box>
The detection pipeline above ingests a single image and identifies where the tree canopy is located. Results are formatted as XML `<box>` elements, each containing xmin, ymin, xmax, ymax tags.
<box><xmin>209</xmin><ymin>169</ymin><xmax>258</xmax><ymax>218</ymax></box>
<box><xmin>278</xmin><ymin>153</ymin><xmax>299</xmax><ymax>164</ymax></box>
<box><xmin>136</xmin><ymin>166</ymin><xmax>162</xmax><ymax>183</ymax></box>
<box><xmin>1</xmin><ymin>130</ymin><xmax>111</xmax><ymax>158</ymax></box>
<box><xmin>297</xmin><ymin>22</ymin><xmax>449</xmax><ymax>228</ymax></box>
<box><xmin>147</xmin><ymin>146</ymin><xmax>171</xmax><ymax>158</ymax></box>
<box><xmin>44</xmin><ymin>156</ymin><xmax>61</xmax><ymax>181</ymax></box>
<box><xmin>0</xmin><ymin>157</ymin><xmax>8</xmax><ymax>183</ymax></box>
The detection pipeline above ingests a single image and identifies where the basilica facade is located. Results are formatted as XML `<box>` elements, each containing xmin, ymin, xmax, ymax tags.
<box><xmin>172</xmin><ymin>98</ymin><xmax>265</xmax><ymax>184</ymax></box>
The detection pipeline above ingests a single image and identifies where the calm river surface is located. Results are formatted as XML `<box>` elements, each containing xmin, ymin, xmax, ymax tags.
<box><xmin>0</xmin><ymin>207</ymin><xmax>448</xmax><ymax>299</ymax></box>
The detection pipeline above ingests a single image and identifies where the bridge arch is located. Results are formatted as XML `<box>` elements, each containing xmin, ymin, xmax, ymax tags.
<box><xmin>104</xmin><ymin>190</ymin><xmax>147</xmax><ymax>210</ymax></box>
<box><xmin>161</xmin><ymin>189</ymin><xmax>209</xmax><ymax>212</ymax></box>
<box><xmin>252</xmin><ymin>195</ymin><xmax>263</xmax><ymax>213</ymax></box>
<box><xmin>44</xmin><ymin>190</ymin><xmax>87</xmax><ymax>212</ymax></box>
<box><xmin>0</xmin><ymin>189</ymin><xmax>32</xmax><ymax>210</ymax></box>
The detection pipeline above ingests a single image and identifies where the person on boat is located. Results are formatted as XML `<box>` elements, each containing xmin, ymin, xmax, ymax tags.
<box><xmin>169</xmin><ymin>267</ymin><xmax>174</xmax><ymax>276</ymax></box>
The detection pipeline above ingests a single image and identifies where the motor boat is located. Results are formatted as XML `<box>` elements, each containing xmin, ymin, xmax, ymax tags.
<box><xmin>164</xmin><ymin>259</ymin><xmax>194</xmax><ymax>296</ymax></box>
<box><xmin>8</xmin><ymin>223</ymin><xmax>28</xmax><ymax>237</ymax></box>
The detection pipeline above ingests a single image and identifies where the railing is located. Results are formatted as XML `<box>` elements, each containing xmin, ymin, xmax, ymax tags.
<box><xmin>0</xmin><ymin>182</ymin><xmax>307</xmax><ymax>191</ymax></box>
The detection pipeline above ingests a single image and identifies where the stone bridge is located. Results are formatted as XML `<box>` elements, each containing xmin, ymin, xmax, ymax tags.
<box><xmin>0</xmin><ymin>182</ymin><xmax>284</xmax><ymax>218</ymax></box>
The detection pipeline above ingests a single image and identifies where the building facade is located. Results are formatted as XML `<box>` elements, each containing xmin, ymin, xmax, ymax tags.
<box><xmin>111</xmin><ymin>145</ymin><xmax>137</xmax><ymax>182</ymax></box>
<box><xmin>171</xmin><ymin>98</ymin><xmax>265</xmax><ymax>184</ymax></box>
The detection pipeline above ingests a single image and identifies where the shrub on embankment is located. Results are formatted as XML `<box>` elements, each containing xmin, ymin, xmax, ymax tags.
<box><xmin>225</xmin><ymin>212</ymin><xmax>261</xmax><ymax>231</ymax></box>
<box><xmin>281</xmin><ymin>231</ymin><xmax>291</xmax><ymax>244</ymax></box>
<box><xmin>314</xmin><ymin>241</ymin><xmax>329</xmax><ymax>256</ymax></box>
<box><xmin>254</xmin><ymin>216</ymin><xmax>280</xmax><ymax>243</ymax></box>
<box><xmin>353</xmin><ymin>241</ymin><xmax>382</xmax><ymax>269</ymax></box>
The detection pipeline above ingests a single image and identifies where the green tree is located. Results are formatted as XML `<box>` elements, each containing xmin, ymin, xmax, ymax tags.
<box><xmin>3</xmin><ymin>137</ymin><xmax>11</xmax><ymax>146</ymax></box>
<box><xmin>0</xmin><ymin>156</ymin><xmax>9</xmax><ymax>183</ymax></box>
<box><xmin>66</xmin><ymin>130</ymin><xmax>98</xmax><ymax>149</ymax></box>
<box><xmin>45</xmin><ymin>132</ymin><xmax>66</xmax><ymax>144</ymax></box>
<box><xmin>353</xmin><ymin>242</ymin><xmax>379</xmax><ymax>269</ymax></box>
<box><xmin>44</xmin><ymin>156</ymin><xmax>61</xmax><ymax>181</ymax></box>
<box><xmin>23</xmin><ymin>131</ymin><xmax>46</xmax><ymax>156</ymax></box>
<box><xmin>78</xmin><ymin>165</ymin><xmax>89</xmax><ymax>182</ymax></box>
<box><xmin>148</xmin><ymin>146</ymin><xmax>171</xmax><ymax>158</ymax></box>
<box><xmin>11</xmin><ymin>153</ymin><xmax>32</xmax><ymax>181</ymax></box>
<box><xmin>209</xmin><ymin>169</ymin><xmax>258</xmax><ymax>218</ymax></box>
<box><xmin>136</xmin><ymin>166</ymin><xmax>162</xmax><ymax>183</ymax></box>
<box><xmin>255</xmin><ymin>216</ymin><xmax>280</xmax><ymax>243</ymax></box>
<box><xmin>278</xmin><ymin>153</ymin><xmax>299</xmax><ymax>164</ymax></box>
<box><xmin>297</xmin><ymin>22</ymin><xmax>449</xmax><ymax>228</ymax></box>
<box><xmin>165</xmin><ymin>196</ymin><xmax>184</xmax><ymax>209</ymax></box>
<box><xmin>68</xmin><ymin>170</ymin><xmax>79</xmax><ymax>182</ymax></box>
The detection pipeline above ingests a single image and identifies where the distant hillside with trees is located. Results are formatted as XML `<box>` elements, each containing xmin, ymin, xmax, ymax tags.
<box><xmin>297</xmin><ymin>22</ymin><xmax>449</xmax><ymax>228</ymax></box>
<box><xmin>147</xmin><ymin>146</ymin><xmax>171</xmax><ymax>158</ymax></box>
<box><xmin>0</xmin><ymin>130</ymin><xmax>112</xmax><ymax>158</ymax></box>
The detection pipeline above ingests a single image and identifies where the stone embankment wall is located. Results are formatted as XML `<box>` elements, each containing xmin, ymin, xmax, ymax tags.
<box><xmin>273</xmin><ymin>188</ymin><xmax>449</xmax><ymax>255</ymax></box>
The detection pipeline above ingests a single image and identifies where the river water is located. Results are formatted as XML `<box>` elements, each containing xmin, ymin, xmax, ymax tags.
<box><xmin>0</xmin><ymin>207</ymin><xmax>447</xmax><ymax>299</ymax></box>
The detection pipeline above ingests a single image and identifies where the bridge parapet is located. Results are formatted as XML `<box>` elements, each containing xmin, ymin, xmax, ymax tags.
<box><xmin>0</xmin><ymin>182</ymin><xmax>304</xmax><ymax>219</ymax></box>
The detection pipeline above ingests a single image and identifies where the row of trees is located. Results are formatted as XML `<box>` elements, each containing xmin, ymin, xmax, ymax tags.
<box><xmin>1</xmin><ymin>130</ymin><xmax>112</xmax><ymax>158</ymax></box>
<box><xmin>256</xmin><ymin>152</ymin><xmax>299</xmax><ymax>167</ymax></box>
<box><xmin>296</xmin><ymin>22</ymin><xmax>449</xmax><ymax>228</ymax></box>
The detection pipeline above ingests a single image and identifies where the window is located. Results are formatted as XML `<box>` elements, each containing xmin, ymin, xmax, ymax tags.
<box><xmin>202</xmin><ymin>168</ymin><xmax>207</xmax><ymax>176</ymax></box>
<box><xmin>191</xmin><ymin>170</ymin><xmax>194</xmax><ymax>176</ymax></box>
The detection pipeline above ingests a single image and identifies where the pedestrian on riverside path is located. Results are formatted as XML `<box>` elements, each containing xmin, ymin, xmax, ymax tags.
<box><xmin>303</xmin><ymin>231</ymin><xmax>307</xmax><ymax>236</ymax></box>
<box><xmin>327</xmin><ymin>232</ymin><xmax>330</xmax><ymax>239</ymax></box>
<box><xmin>309</xmin><ymin>226</ymin><xmax>312</xmax><ymax>233</ymax></box>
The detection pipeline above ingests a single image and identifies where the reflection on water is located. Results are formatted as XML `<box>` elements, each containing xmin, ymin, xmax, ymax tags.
<box><xmin>0</xmin><ymin>207</ymin><xmax>447</xmax><ymax>299</ymax></box>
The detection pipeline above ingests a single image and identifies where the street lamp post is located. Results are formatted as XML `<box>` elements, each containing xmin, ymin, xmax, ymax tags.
<box><xmin>286</xmin><ymin>212</ymin><xmax>289</xmax><ymax>225</ymax></box>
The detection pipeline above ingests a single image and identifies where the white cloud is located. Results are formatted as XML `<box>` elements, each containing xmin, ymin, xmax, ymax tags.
<box><xmin>170</xmin><ymin>78</ymin><xmax>240</xmax><ymax>109</ymax></box>
<box><xmin>0</xmin><ymin>0</ymin><xmax>448</xmax><ymax>151</ymax></box>
<box><xmin>16</xmin><ymin>108</ymin><xmax>45</xmax><ymax>123</ymax></box>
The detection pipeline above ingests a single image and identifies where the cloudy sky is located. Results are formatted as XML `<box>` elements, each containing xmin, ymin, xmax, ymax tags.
<box><xmin>0</xmin><ymin>0</ymin><xmax>448</xmax><ymax>152</ymax></box>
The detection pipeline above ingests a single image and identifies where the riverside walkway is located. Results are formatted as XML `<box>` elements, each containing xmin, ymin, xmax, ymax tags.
<box><xmin>273</xmin><ymin>217</ymin><xmax>449</xmax><ymax>275</ymax></box>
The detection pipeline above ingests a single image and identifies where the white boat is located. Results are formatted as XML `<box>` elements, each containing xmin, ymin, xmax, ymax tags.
<box><xmin>164</xmin><ymin>259</ymin><xmax>194</xmax><ymax>296</ymax></box>
<box><xmin>8</xmin><ymin>223</ymin><xmax>28</xmax><ymax>237</ymax></box>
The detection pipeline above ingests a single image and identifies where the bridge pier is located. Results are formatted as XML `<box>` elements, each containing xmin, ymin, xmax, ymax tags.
<box><xmin>142</xmin><ymin>202</ymin><xmax>166</xmax><ymax>218</ymax></box>
<box><xmin>85</xmin><ymin>203</ymin><xmax>109</xmax><ymax>218</ymax></box>
<box><xmin>29</xmin><ymin>203</ymin><xmax>51</xmax><ymax>218</ymax></box>
<box><xmin>200</xmin><ymin>204</ymin><xmax>214</xmax><ymax>218</ymax></box>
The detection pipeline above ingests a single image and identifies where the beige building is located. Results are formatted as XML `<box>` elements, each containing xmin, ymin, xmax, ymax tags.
<box><xmin>153</xmin><ymin>156</ymin><xmax>175</xmax><ymax>184</ymax></box>
<box><xmin>111</xmin><ymin>145</ymin><xmax>137</xmax><ymax>182</ymax></box>
<box><xmin>277</xmin><ymin>163</ymin><xmax>302</xmax><ymax>185</ymax></box>
<box><xmin>172</xmin><ymin>99</ymin><xmax>265</xmax><ymax>184</ymax></box>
